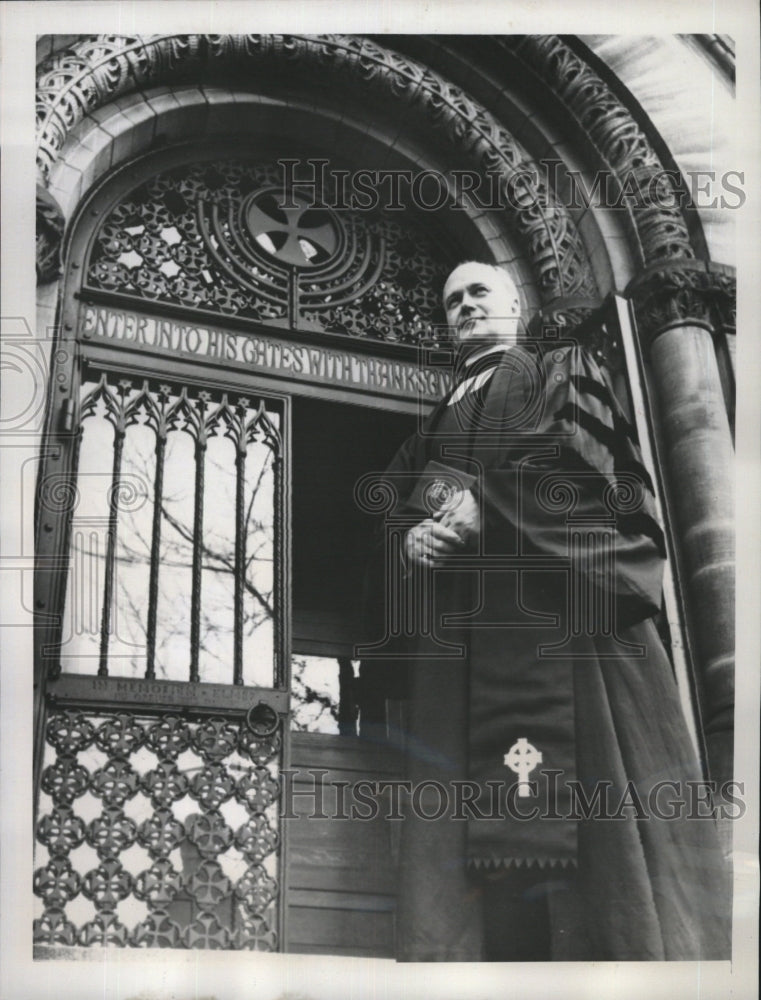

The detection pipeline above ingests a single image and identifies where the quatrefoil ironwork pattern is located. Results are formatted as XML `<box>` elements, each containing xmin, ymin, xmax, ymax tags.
<box><xmin>34</xmin><ymin>709</ymin><xmax>281</xmax><ymax>951</ymax></box>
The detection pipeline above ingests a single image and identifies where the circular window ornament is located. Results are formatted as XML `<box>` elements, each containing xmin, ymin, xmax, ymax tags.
<box><xmin>243</xmin><ymin>189</ymin><xmax>340</xmax><ymax>269</ymax></box>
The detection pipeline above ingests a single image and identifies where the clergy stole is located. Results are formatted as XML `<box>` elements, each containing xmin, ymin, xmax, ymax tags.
<box><xmin>360</xmin><ymin>342</ymin><xmax>729</xmax><ymax>960</ymax></box>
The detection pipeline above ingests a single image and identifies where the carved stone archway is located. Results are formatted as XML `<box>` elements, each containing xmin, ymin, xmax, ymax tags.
<box><xmin>34</xmin><ymin>30</ymin><xmax>735</xmax><ymax>821</ymax></box>
<box><xmin>36</xmin><ymin>34</ymin><xmax>599</xmax><ymax>303</ymax></box>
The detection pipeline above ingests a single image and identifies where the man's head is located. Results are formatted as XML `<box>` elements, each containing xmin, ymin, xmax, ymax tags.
<box><xmin>442</xmin><ymin>261</ymin><xmax>521</xmax><ymax>345</ymax></box>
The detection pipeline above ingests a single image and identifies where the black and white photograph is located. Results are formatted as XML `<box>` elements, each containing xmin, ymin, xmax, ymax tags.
<box><xmin>1</xmin><ymin>2</ymin><xmax>759</xmax><ymax>998</ymax></box>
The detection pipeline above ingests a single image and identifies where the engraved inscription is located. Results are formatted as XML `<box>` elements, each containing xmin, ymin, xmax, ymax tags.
<box><xmin>48</xmin><ymin>674</ymin><xmax>289</xmax><ymax>714</ymax></box>
<box><xmin>80</xmin><ymin>305</ymin><xmax>450</xmax><ymax>401</ymax></box>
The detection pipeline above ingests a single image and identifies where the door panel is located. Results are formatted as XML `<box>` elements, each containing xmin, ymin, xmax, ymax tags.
<box><xmin>285</xmin><ymin>732</ymin><xmax>401</xmax><ymax>957</ymax></box>
<box><xmin>34</xmin><ymin>366</ymin><xmax>290</xmax><ymax>953</ymax></box>
<box><xmin>35</xmin><ymin>701</ymin><xmax>283</xmax><ymax>950</ymax></box>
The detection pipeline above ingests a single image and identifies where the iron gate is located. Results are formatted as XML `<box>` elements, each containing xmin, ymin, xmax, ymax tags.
<box><xmin>34</xmin><ymin>361</ymin><xmax>290</xmax><ymax>952</ymax></box>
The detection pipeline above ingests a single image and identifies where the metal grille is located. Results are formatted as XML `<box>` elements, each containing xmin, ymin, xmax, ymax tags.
<box><xmin>55</xmin><ymin>373</ymin><xmax>282</xmax><ymax>687</ymax></box>
<box><xmin>34</xmin><ymin>708</ymin><xmax>282</xmax><ymax>950</ymax></box>
<box><xmin>84</xmin><ymin>158</ymin><xmax>452</xmax><ymax>344</ymax></box>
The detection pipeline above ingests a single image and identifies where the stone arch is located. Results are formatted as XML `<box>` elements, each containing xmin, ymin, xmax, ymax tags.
<box><xmin>503</xmin><ymin>35</ymin><xmax>697</xmax><ymax>265</ymax></box>
<box><xmin>36</xmin><ymin>33</ymin><xmax>721</xmax><ymax>295</ymax></box>
<box><xmin>385</xmin><ymin>35</ymin><xmax>707</xmax><ymax>268</ymax></box>
<box><xmin>39</xmin><ymin>86</ymin><xmax>529</xmax><ymax>295</ymax></box>
<box><xmin>36</xmin><ymin>33</ymin><xmax>599</xmax><ymax>303</ymax></box>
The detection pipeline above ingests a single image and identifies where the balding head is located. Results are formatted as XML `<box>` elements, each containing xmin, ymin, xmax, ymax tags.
<box><xmin>442</xmin><ymin>262</ymin><xmax>521</xmax><ymax>345</ymax></box>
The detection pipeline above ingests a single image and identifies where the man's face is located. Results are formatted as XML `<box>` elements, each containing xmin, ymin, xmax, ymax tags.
<box><xmin>443</xmin><ymin>262</ymin><xmax>520</xmax><ymax>344</ymax></box>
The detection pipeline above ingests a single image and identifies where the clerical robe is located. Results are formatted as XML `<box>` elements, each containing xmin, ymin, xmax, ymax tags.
<box><xmin>359</xmin><ymin>340</ymin><xmax>731</xmax><ymax>961</ymax></box>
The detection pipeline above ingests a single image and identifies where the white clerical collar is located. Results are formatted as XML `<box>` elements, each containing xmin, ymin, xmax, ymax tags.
<box><xmin>448</xmin><ymin>343</ymin><xmax>515</xmax><ymax>406</ymax></box>
<box><xmin>460</xmin><ymin>342</ymin><xmax>513</xmax><ymax>369</ymax></box>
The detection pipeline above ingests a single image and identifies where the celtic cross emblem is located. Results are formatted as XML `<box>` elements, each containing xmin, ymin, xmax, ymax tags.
<box><xmin>504</xmin><ymin>738</ymin><xmax>542</xmax><ymax>798</ymax></box>
<box><xmin>245</xmin><ymin>190</ymin><xmax>338</xmax><ymax>267</ymax></box>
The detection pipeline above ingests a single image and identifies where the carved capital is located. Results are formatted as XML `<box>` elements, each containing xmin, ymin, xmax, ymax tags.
<box><xmin>626</xmin><ymin>261</ymin><xmax>736</xmax><ymax>351</ymax></box>
<box><xmin>707</xmin><ymin>267</ymin><xmax>737</xmax><ymax>335</ymax></box>
<box><xmin>36</xmin><ymin>183</ymin><xmax>65</xmax><ymax>284</ymax></box>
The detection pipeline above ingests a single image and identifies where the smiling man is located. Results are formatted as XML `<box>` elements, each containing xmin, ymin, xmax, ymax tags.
<box><xmin>443</xmin><ymin>260</ymin><xmax>521</xmax><ymax>343</ymax></box>
<box><xmin>405</xmin><ymin>262</ymin><xmax>521</xmax><ymax>571</ymax></box>
<box><xmin>358</xmin><ymin>261</ymin><xmax>731</xmax><ymax>962</ymax></box>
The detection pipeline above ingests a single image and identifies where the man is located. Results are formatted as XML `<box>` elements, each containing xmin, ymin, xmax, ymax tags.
<box><xmin>358</xmin><ymin>261</ymin><xmax>731</xmax><ymax>961</ymax></box>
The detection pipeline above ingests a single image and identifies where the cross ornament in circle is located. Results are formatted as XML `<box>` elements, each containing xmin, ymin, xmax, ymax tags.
<box><xmin>245</xmin><ymin>191</ymin><xmax>338</xmax><ymax>268</ymax></box>
<box><xmin>504</xmin><ymin>738</ymin><xmax>543</xmax><ymax>798</ymax></box>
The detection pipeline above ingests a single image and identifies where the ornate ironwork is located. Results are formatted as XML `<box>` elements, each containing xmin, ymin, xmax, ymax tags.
<box><xmin>40</xmin><ymin>755</ymin><xmax>90</xmax><ymax>805</ymax></box>
<box><xmin>69</xmin><ymin>373</ymin><xmax>281</xmax><ymax>686</ymax></box>
<box><xmin>35</xmin><ymin>708</ymin><xmax>282</xmax><ymax>951</ymax></box>
<box><xmin>36</xmin><ymin>34</ymin><xmax>597</xmax><ymax>300</ymax></box>
<box><xmin>82</xmin><ymin>158</ymin><xmax>453</xmax><ymax>345</ymax></box>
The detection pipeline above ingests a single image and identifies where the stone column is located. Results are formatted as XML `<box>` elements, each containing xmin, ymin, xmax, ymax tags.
<box><xmin>628</xmin><ymin>261</ymin><xmax>735</xmax><ymax>796</ymax></box>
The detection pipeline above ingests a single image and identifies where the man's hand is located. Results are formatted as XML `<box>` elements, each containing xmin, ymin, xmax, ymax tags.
<box><xmin>434</xmin><ymin>489</ymin><xmax>480</xmax><ymax>549</ymax></box>
<box><xmin>404</xmin><ymin>518</ymin><xmax>465</xmax><ymax>568</ymax></box>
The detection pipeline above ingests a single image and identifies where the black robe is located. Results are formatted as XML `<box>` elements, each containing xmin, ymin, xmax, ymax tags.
<box><xmin>359</xmin><ymin>341</ymin><xmax>731</xmax><ymax>961</ymax></box>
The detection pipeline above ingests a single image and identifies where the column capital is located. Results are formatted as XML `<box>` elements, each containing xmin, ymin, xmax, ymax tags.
<box><xmin>36</xmin><ymin>180</ymin><xmax>65</xmax><ymax>285</ymax></box>
<box><xmin>625</xmin><ymin>260</ymin><xmax>736</xmax><ymax>353</ymax></box>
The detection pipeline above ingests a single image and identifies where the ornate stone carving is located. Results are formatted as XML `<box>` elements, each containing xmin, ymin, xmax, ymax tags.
<box><xmin>503</xmin><ymin>36</ymin><xmax>696</xmax><ymax>266</ymax></box>
<box><xmin>36</xmin><ymin>34</ymin><xmax>597</xmax><ymax>301</ymax></box>
<box><xmin>707</xmin><ymin>268</ymin><xmax>737</xmax><ymax>335</ymax></box>
<box><xmin>626</xmin><ymin>261</ymin><xmax>736</xmax><ymax>351</ymax></box>
<box><xmin>527</xmin><ymin>300</ymin><xmax>597</xmax><ymax>336</ymax></box>
<box><xmin>36</xmin><ymin>183</ymin><xmax>65</xmax><ymax>283</ymax></box>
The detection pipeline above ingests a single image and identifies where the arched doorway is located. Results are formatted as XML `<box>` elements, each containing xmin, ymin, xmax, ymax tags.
<box><xmin>31</xmin><ymin>32</ymin><xmax>735</xmax><ymax>960</ymax></box>
<box><xmin>33</xmin><ymin>140</ymin><xmax>463</xmax><ymax>954</ymax></box>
